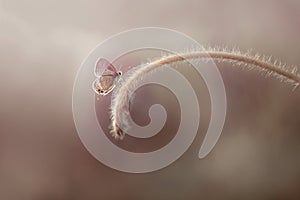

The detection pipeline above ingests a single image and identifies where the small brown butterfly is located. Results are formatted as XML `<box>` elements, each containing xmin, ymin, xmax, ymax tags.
<box><xmin>92</xmin><ymin>58</ymin><xmax>122</xmax><ymax>96</ymax></box>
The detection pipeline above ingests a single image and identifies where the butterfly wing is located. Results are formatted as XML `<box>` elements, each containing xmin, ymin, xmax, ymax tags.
<box><xmin>95</xmin><ymin>58</ymin><xmax>118</xmax><ymax>77</ymax></box>
<box><xmin>92</xmin><ymin>78</ymin><xmax>101</xmax><ymax>94</ymax></box>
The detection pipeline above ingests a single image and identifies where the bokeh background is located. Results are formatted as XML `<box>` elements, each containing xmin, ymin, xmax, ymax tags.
<box><xmin>1</xmin><ymin>0</ymin><xmax>300</xmax><ymax>199</ymax></box>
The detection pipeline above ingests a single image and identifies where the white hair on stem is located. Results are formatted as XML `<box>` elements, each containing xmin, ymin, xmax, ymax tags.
<box><xmin>109</xmin><ymin>47</ymin><xmax>300</xmax><ymax>139</ymax></box>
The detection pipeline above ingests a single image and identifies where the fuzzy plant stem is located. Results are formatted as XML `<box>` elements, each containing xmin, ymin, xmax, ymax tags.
<box><xmin>110</xmin><ymin>50</ymin><xmax>300</xmax><ymax>139</ymax></box>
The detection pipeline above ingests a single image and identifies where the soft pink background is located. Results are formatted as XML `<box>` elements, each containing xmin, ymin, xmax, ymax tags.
<box><xmin>1</xmin><ymin>0</ymin><xmax>300</xmax><ymax>199</ymax></box>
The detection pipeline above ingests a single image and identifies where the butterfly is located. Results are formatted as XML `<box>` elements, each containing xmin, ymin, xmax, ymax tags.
<box><xmin>92</xmin><ymin>58</ymin><xmax>122</xmax><ymax>96</ymax></box>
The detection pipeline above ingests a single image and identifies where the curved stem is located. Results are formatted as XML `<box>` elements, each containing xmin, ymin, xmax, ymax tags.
<box><xmin>110</xmin><ymin>50</ymin><xmax>300</xmax><ymax>139</ymax></box>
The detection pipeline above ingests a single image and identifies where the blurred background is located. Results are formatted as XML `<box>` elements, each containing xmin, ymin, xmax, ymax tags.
<box><xmin>1</xmin><ymin>0</ymin><xmax>300</xmax><ymax>199</ymax></box>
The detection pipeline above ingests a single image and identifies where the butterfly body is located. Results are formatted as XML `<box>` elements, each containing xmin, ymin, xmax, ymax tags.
<box><xmin>93</xmin><ymin>58</ymin><xmax>122</xmax><ymax>96</ymax></box>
